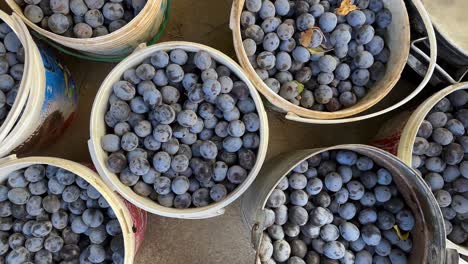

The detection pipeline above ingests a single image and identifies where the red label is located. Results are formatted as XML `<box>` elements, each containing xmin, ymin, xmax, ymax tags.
<box><xmin>122</xmin><ymin>198</ymin><xmax>148</xmax><ymax>253</ymax></box>
<box><xmin>371</xmin><ymin>131</ymin><xmax>402</xmax><ymax>155</ymax></box>
<box><xmin>370</xmin><ymin>110</ymin><xmax>413</xmax><ymax>155</ymax></box>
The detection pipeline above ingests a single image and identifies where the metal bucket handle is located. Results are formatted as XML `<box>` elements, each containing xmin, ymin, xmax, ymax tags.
<box><xmin>411</xmin><ymin>37</ymin><xmax>468</xmax><ymax>84</ymax></box>
<box><xmin>446</xmin><ymin>240</ymin><xmax>468</xmax><ymax>263</ymax></box>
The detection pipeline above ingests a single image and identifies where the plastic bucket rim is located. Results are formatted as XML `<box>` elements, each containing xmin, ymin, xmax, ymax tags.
<box><xmin>89</xmin><ymin>41</ymin><xmax>269</xmax><ymax>218</ymax></box>
<box><xmin>5</xmin><ymin>0</ymin><xmax>165</xmax><ymax>47</ymax></box>
<box><xmin>397</xmin><ymin>82</ymin><xmax>468</xmax><ymax>164</ymax></box>
<box><xmin>0</xmin><ymin>11</ymin><xmax>31</xmax><ymax>141</ymax></box>
<box><xmin>395</xmin><ymin>81</ymin><xmax>468</xmax><ymax>253</ymax></box>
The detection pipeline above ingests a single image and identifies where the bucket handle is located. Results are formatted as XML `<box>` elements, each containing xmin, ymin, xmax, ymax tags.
<box><xmin>251</xmin><ymin>222</ymin><xmax>263</xmax><ymax>262</ymax></box>
<box><xmin>30</xmin><ymin>0</ymin><xmax>172</xmax><ymax>63</ymax></box>
<box><xmin>0</xmin><ymin>155</ymin><xmax>17</xmax><ymax>165</ymax></box>
<box><xmin>446</xmin><ymin>249</ymin><xmax>468</xmax><ymax>264</ymax></box>
<box><xmin>177</xmin><ymin>208</ymin><xmax>226</xmax><ymax>219</ymax></box>
<box><xmin>250</xmin><ymin>209</ymin><xmax>267</xmax><ymax>263</ymax></box>
<box><xmin>410</xmin><ymin>37</ymin><xmax>468</xmax><ymax>84</ymax></box>
<box><xmin>446</xmin><ymin>239</ymin><xmax>468</xmax><ymax>258</ymax></box>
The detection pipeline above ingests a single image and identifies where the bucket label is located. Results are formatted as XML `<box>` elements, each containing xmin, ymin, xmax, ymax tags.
<box><xmin>122</xmin><ymin>199</ymin><xmax>147</xmax><ymax>253</ymax></box>
<box><xmin>371</xmin><ymin>111</ymin><xmax>412</xmax><ymax>155</ymax></box>
<box><xmin>371</xmin><ymin>132</ymin><xmax>402</xmax><ymax>155</ymax></box>
<box><xmin>15</xmin><ymin>43</ymin><xmax>78</xmax><ymax>152</ymax></box>
<box><xmin>39</xmin><ymin>43</ymin><xmax>78</xmax><ymax>131</ymax></box>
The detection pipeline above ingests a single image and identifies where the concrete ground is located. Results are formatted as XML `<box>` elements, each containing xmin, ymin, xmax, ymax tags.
<box><xmin>0</xmin><ymin>0</ymin><xmax>437</xmax><ymax>263</ymax></box>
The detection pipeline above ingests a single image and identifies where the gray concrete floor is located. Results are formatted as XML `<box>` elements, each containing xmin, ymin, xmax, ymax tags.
<box><xmin>0</xmin><ymin>0</ymin><xmax>433</xmax><ymax>263</ymax></box>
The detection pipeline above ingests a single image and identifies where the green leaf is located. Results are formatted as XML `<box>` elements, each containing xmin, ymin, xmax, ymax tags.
<box><xmin>294</xmin><ymin>81</ymin><xmax>305</xmax><ymax>94</ymax></box>
<box><xmin>393</xmin><ymin>225</ymin><xmax>410</xmax><ymax>240</ymax></box>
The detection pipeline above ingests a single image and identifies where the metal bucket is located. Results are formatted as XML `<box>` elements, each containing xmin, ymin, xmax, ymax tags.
<box><xmin>408</xmin><ymin>0</ymin><xmax>468</xmax><ymax>85</ymax></box>
<box><xmin>373</xmin><ymin>82</ymin><xmax>468</xmax><ymax>259</ymax></box>
<box><xmin>241</xmin><ymin>145</ymin><xmax>453</xmax><ymax>263</ymax></box>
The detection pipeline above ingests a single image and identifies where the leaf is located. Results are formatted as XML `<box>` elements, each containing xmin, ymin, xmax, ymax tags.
<box><xmin>294</xmin><ymin>81</ymin><xmax>305</xmax><ymax>94</ymax></box>
<box><xmin>299</xmin><ymin>27</ymin><xmax>324</xmax><ymax>48</ymax></box>
<box><xmin>393</xmin><ymin>225</ymin><xmax>410</xmax><ymax>240</ymax></box>
<box><xmin>301</xmin><ymin>28</ymin><xmax>333</xmax><ymax>54</ymax></box>
<box><xmin>335</xmin><ymin>0</ymin><xmax>359</xmax><ymax>16</ymax></box>
<box><xmin>299</xmin><ymin>29</ymin><xmax>314</xmax><ymax>47</ymax></box>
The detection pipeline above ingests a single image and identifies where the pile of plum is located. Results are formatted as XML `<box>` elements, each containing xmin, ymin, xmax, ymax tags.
<box><xmin>412</xmin><ymin>89</ymin><xmax>468</xmax><ymax>245</ymax></box>
<box><xmin>102</xmin><ymin>49</ymin><xmax>262</xmax><ymax>209</ymax></box>
<box><xmin>0</xmin><ymin>164</ymin><xmax>124</xmax><ymax>263</ymax></box>
<box><xmin>259</xmin><ymin>150</ymin><xmax>414</xmax><ymax>264</ymax></box>
<box><xmin>0</xmin><ymin>22</ymin><xmax>24</xmax><ymax>127</ymax></box>
<box><xmin>241</xmin><ymin>0</ymin><xmax>392</xmax><ymax>112</ymax></box>
<box><xmin>20</xmin><ymin>0</ymin><xmax>147</xmax><ymax>38</ymax></box>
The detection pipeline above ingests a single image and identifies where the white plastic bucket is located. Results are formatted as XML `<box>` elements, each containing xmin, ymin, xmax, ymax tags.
<box><xmin>0</xmin><ymin>155</ymin><xmax>148</xmax><ymax>263</ymax></box>
<box><xmin>230</xmin><ymin>0</ymin><xmax>438</xmax><ymax>125</ymax></box>
<box><xmin>6</xmin><ymin>0</ymin><xmax>168</xmax><ymax>58</ymax></box>
<box><xmin>0</xmin><ymin>11</ymin><xmax>78</xmax><ymax>158</ymax></box>
<box><xmin>372</xmin><ymin>81</ymin><xmax>468</xmax><ymax>257</ymax></box>
<box><xmin>88</xmin><ymin>41</ymin><xmax>269</xmax><ymax>219</ymax></box>
<box><xmin>241</xmin><ymin>145</ymin><xmax>452</xmax><ymax>263</ymax></box>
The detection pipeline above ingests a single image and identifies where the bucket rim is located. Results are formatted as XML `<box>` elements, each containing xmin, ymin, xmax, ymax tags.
<box><xmin>397</xmin><ymin>82</ymin><xmax>468</xmax><ymax>163</ymax></box>
<box><xmin>89</xmin><ymin>41</ymin><xmax>269</xmax><ymax>218</ymax></box>
<box><xmin>5</xmin><ymin>0</ymin><xmax>165</xmax><ymax>46</ymax></box>
<box><xmin>0</xmin><ymin>11</ymin><xmax>46</xmax><ymax>157</ymax></box>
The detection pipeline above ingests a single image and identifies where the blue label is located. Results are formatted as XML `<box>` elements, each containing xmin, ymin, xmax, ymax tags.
<box><xmin>13</xmin><ymin>42</ymin><xmax>79</xmax><ymax>153</ymax></box>
<box><xmin>37</xmin><ymin>42</ymin><xmax>78</xmax><ymax>125</ymax></box>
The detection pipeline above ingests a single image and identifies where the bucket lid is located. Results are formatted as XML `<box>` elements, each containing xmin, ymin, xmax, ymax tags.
<box><xmin>423</xmin><ymin>0</ymin><xmax>468</xmax><ymax>56</ymax></box>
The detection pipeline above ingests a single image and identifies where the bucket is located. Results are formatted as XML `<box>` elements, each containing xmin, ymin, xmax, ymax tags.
<box><xmin>373</xmin><ymin>81</ymin><xmax>468</xmax><ymax>257</ymax></box>
<box><xmin>0</xmin><ymin>11</ymin><xmax>78</xmax><ymax>158</ymax></box>
<box><xmin>241</xmin><ymin>144</ymin><xmax>451</xmax><ymax>263</ymax></box>
<box><xmin>88</xmin><ymin>41</ymin><xmax>269</xmax><ymax>219</ymax></box>
<box><xmin>6</xmin><ymin>0</ymin><xmax>168</xmax><ymax>58</ymax></box>
<box><xmin>230</xmin><ymin>0</ymin><xmax>439</xmax><ymax>125</ymax></box>
<box><xmin>230</xmin><ymin>0</ymin><xmax>411</xmax><ymax>120</ymax></box>
<box><xmin>416</xmin><ymin>0</ymin><xmax>468</xmax><ymax>66</ymax></box>
<box><xmin>406</xmin><ymin>0</ymin><xmax>468</xmax><ymax>85</ymax></box>
<box><xmin>0</xmin><ymin>155</ymin><xmax>147</xmax><ymax>263</ymax></box>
